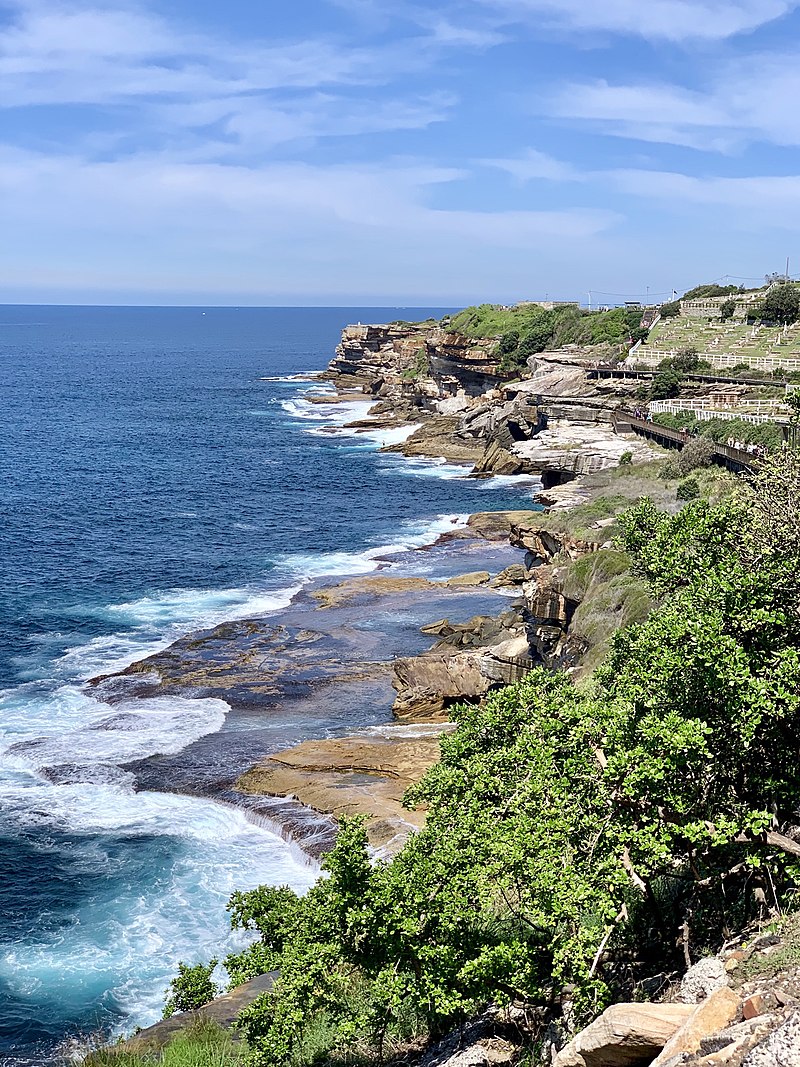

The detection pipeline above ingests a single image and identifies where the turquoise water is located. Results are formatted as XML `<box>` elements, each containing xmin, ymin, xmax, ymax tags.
<box><xmin>0</xmin><ymin>306</ymin><xmax>538</xmax><ymax>1063</ymax></box>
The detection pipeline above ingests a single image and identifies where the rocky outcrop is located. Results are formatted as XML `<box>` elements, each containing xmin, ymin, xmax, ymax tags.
<box><xmin>329</xmin><ymin>323</ymin><xmax>506</xmax><ymax>401</ymax></box>
<box><xmin>553</xmin><ymin>1003</ymin><xmax>694</xmax><ymax>1067</ymax></box>
<box><xmin>392</xmin><ymin>650</ymin><xmax>492</xmax><ymax>721</ymax></box>
<box><xmin>121</xmin><ymin>973</ymin><xmax>278</xmax><ymax>1051</ymax></box>
<box><xmin>236</xmin><ymin>732</ymin><xmax>444</xmax><ymax>852</ymax></box>
<box><xmin>650</xmin><ymin>987</ymin><xmax>741</xmax><ymax>1066</ymax></box>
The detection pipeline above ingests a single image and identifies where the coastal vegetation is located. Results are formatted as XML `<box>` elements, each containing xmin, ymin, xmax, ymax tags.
<box><xmin>87</xmin><ymin>1020</ymin><xmax>242</xmax><ymax>1067</ymax></box>
<box><xmin>151</xmin><ymin>451</ymin><xmax>800</xmax><ymax>1067</ymax></box>
<box><xmin>651</xmin><ymin>411</ymin><xmax>784</xmax><ymax>452</ymax></box>
<box><xmin>448</xmin><ymin>303</ymin><xmax>646</xmax><ymax>370</ymax></box>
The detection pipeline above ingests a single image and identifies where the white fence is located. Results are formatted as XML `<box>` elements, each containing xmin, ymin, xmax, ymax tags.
<box><xmin>625</xmin><ymin>350</ymin><xmax>800</xmax><ymax>372</ymax></box>
<box><xmin>649</xmin><ymin>397</ymin><xmax>790</xmax><ymax>425</ymax></box>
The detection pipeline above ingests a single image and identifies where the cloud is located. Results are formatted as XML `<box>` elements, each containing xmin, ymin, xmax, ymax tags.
<box><xmin>0</xmin><ymin>145</ymin><xmax>619</xmax><ymax>300</ymax></box>
<box><xmin>479</xmin><ymin>0</ymin><xmax>798</xmax><ymax>41</ymax></box>
<box><xmin>0</xmin><ymin>1</ymin><xmax>477</xmax><ymax>159</ymax></box>
<box><xmin>543</xmin><ymin>52</ymin><xmax>800</xmax><ymax>151</ymax></box>
<box><xmin>479</xmin><ymin>148</ymin><xmax>581</xmax><ymax>181</ymax></box>
<box><xmin>608</xmin><ymin>167</ymin><xmax>800</xmax><ymax>217</ymax></box>
<box><xmin>478</xmin><ymin>144</ymin><xmax>800</xmax><ymax>228</ymax></box>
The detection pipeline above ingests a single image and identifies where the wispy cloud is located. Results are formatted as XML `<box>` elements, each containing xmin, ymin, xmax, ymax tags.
<box><xmin>543</xmin><ymin>52</ymin><xmax>800</xmax><ymax>151</ymax></box>
<box><xmin>0</xmin><ymin>2</ymin><xmax>479</xmax><ymax>158</ymax></box>
<box><xmin>479</xmin><ymin>147</ymin><xmax>581</xmax><ymax>181</ymax></box>
<box><xmin>477</xmin><ymin>0</ymin><xmax>798</xmax><ymax>41</ymax></box>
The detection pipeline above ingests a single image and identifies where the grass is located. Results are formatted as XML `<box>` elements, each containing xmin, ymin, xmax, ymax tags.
<box><xmin>85</xmin><ymin>1021</ymin><xmax>243</xmax><ymax>1067</ymax></box>
<box><xmin>734</xmin><ymin>912</ymin><xmax>800</xmax><ymax>983</ymax></box>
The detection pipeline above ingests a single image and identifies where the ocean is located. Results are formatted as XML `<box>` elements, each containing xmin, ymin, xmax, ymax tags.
<box><xmin>0</xmin><ymin>305</ymin><xmax>538</xmax><ymax>1064</ymax></box>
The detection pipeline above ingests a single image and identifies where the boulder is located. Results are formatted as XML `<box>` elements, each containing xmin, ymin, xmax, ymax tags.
<box><xmin>742</xmin><ymin>1009</ymin><xmax>800</xmax><ymax>1066</ymax></box>
<box><xmin>392</xmin><ymin>651</ymin><xmax>490</xmax><ymax>703</ymax></box>
<box><xmin>392</xmin><ymin>685</ymin><xmax>447</xmax><ymax>722</ymax></box>
<box><xmin>493</xmin><ymin>563</ymin><xmax>530</xmax><ymax>586</ymax></box>
<box><xmin>480</xmin><ymin>635</ymin><xmax>535</xmax><ymax>685</ymax></box>
<box><xmin>445</xmin><ymin>571</ymin><xmax>491</xmax><ymax>587</ymax></box>
<box><xmin>679</xmin><ymin>957</ymin><xmax>730</xmax><ymax>1004</ymax></box>
<box><xmin>553</xmin><ymin>1003</ymin><xmax>694</xmax><ymax>1067</ymax></box>
<box><xmin>650</xmin><ymin>987</ymin><xmax>741</xmax><ymax>1066</ymax></box>
<box><xmin>428</xmin><ymin>1038</ymin><xmax>518</xmax><ymax>1066</ymax></box>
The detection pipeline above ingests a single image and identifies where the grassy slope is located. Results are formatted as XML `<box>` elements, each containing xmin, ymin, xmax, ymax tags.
<box><xmin>535</xmin><ymin>459</ymin><xmax>738</xmax><ymax>672</ymax></box>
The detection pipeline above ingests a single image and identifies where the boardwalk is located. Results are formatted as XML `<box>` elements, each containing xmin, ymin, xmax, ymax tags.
<box><xmin>589</xmin><ymin>366</ymin><xmax>785</xmax><ymax>389</ymax></box>
<box><xmin>612</xmin><ymin>411</ymin><xmax>759</xmax><ymax>474</ymax></box>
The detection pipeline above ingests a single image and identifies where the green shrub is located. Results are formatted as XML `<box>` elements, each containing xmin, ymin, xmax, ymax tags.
<box><xmin>676</xmin><ymin>477</ymin><xmax>700</xmax><ymax>500</ymax></box>
<box><xmin>618</xmin><ymin>451</ymin><xmax>633</xmax><ymax>466</ymax></box>
<box><xmin>676</xmin><ymin>436</ymin><xmax>714</xmax><ymax>475</ymax></box>
<box><xmin>163</xmin><ymin>960</ymin><xmax>219</xmax><ymax>1019</ymax></box>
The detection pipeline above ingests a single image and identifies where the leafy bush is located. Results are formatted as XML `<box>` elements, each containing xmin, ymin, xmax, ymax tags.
<box><xmin>659</xmin><ymin>300</ymin><xmax>680</xmax><ymax>318</ymax></box>
<box><xmin>163</xmin><ymin>960</ymin><xmax>219</xmax><ymax>1019</ymax></box>
<box><xmin>672</xmin><ymin>347</ymin><xmax>700</xmax><ymax>372</ymax></box>
<box><xmin>682</xmin><ymin>283</ymin><xmax>741</xmax><ymax>300</ymax></box>
<box><xmin>676</xmin><ymin>477</ymin><xmax>700</xmax><ymax>500</ymax></box>
<box><xmin>648</xmin><ymin>367</ymin><xmax>684</xmax><ymax>401</ymax></box>
<box><xmin>676</xmin><ymin>436</ymin><xmax>714</xmax><ymax>475</ymax></box>
<box><xmin>720</xmin><ymin>298</ymin><xmax>737</xmax><ymax>321</ymax></box>
<box><xmin>618</xmin><ymin>451</ymin><xmax>633</xmax><ymax>466</ymax></box>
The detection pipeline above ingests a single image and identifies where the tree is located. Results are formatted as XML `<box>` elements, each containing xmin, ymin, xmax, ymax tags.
<box><xmin>720</xmin><ymin>298</ymin><xmax>736</xmax><ymax>321</ymax></box>
<box><xmin>672</xmin><ymin>347</ymin><xmax>700</xmax><ymax>373</ymax></box>
<box><xmin>758</xmin><ymin>283</ymin><xmax>800</xmax><ymax>325</ymax></box>
<box><xmin>648</xmin><ymin>367</ymin><xmax>683</xmax><ymax>401</ymax></box>
<box><xmin>676</xmin><ymin>435</ymin><xmax>714</xmax><ymax>475</ymax></box>
<box><xmin>163</xmin><ymin>960</ymin><xmax>219</xmax><ymax>1018</ymax></box>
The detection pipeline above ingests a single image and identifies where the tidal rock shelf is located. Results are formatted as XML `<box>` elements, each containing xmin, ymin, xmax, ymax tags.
<box><xmin>86</xmin><ymin>528</ymin><xmax>537</xmax><ymax>856</ymax></box>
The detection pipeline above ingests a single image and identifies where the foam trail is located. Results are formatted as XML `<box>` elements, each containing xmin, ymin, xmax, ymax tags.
<box><xmin>0</xmin><ymin>782</ymin><xmax>317</xmax><ymax>1038</ymax></box>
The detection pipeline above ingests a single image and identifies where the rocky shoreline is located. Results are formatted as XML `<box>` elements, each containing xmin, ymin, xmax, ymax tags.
<box><xmin>82</xmin><ymin>318</ymin><xmax>669</xmax><ymax>862</ymax></box>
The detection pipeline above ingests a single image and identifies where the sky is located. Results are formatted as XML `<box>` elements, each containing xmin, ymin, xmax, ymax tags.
<box><xmin>2</xmin><ymin>0</ymin><xmax>800</xmax><ymax>305</ymax></box>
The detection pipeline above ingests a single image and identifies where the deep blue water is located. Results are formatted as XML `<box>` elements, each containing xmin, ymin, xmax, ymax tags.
<box><xmin>0</xmin><ymin>306</ymin><xmax>535</xmax><ymax>1064</ymax></box>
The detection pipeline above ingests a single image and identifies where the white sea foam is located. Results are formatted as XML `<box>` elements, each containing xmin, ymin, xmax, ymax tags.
<box><xmin>280</xmin><ymin>396</ymin><xmax>374</xmax><ymax>429</ymax></box>
<box><xmin>0</xmin><ymin>781</ymin><xmax>317</xmax><ymax>1036</ymax></box>
<box><xmin>1</xmin><ymin>691</ymin><xmax>230</xmax><ymax>769</ymax></box>
<box><xmin>104</xmin><ymin>583</ymin><xmax>301</xmax><ymax>631</ymax></box>
<box><xmin>332</xmin><ymin>422</ymin><xmax>421</xmax><ymax>448</ymax></box>
<box><xmin>258</xmin><ymin>371</ymin><xmax>322</xmax><ymax>382</ymax></box>
<box><xmin>281</xmin><ymin>513</ymin><xmax>468</xmax><ymax>580</ymax></box>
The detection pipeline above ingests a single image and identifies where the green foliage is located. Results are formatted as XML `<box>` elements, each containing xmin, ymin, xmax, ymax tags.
<box><xmin>758</xmin><ymin>283</ymin><xmax>800</xmax><ymax>325</ymax></box>
<box><xmin>87</xmin><ymin>1020</ymin><xmax>242</xmax><ymax>1067</ymax></box>
<box><xmin>676</xmin><ymin>436</ymin><xmax>714</xmax><ymax>475</ymax></box>
<box><xmin>618</xmin><ymin>451</ymin><xmax>633</xmax><ymax>466</ymax></box>
<box><xmin>682</xmin><ymin>283</ymin><xmax>741</xmax><ymax>300</ymax></box>
<box><xmin>652</xmin><ymin>413</ymin><xmax>783</xmax><ymax>453</ymax></box>
<box><xmin>676</xmin><ymin>477</ymin><xmax>700</xmax><ymax>500</ymax></box>
<box><xmin>672</xmin><ymin>347</ymin><xmax>700</xmax><ymax>372</ymax></box>
<box><xmin>400</xmin><ymin>348</ymin><xmax>429</xmax><ymax>382</ymax></box>
<box><xmin>648</xmin><ymin>367</ymin><xmax>684</xmax><ymax>401</ymax></box>
<box><xmin>448</xmin><ymin>302</ymin><xmax>643</xmax><ymax>369</ymax></box>
<box><xmin>720</xmin><ymin>298</ymin><xmax>737</xmax><ymax>321</ymax></box>
<box><xmin>659</xmin><ymin>301</ymin><xmax>680</xmax><ymax>318</ymax></box>
<box><xmin>163</xmin><ymin>961</ymin><xmax>220</xmax><ymax>1019</ymax></box>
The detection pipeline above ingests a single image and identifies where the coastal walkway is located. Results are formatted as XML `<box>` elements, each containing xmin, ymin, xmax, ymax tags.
<box><xmin>589</xmin><ymin>366</ymin><xmax>787</xmax><ymax>389</ymax></box>
<box><xmin>612</xmin><ymin>411</ymin><xmax>759</xmax><ymax>474</ymax></box>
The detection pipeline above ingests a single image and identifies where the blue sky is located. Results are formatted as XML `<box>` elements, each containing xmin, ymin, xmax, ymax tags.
<box><xmin>2</xmin><ymin>0</ymin><xmax>800</xmax><ymax>305</ymax></box>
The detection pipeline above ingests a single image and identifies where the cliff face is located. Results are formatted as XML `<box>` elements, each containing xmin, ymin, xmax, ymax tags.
<box><xmin>330</xmin><ymin>323</ymin><xmax>504</xmax><ymax>396</ymax></box>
